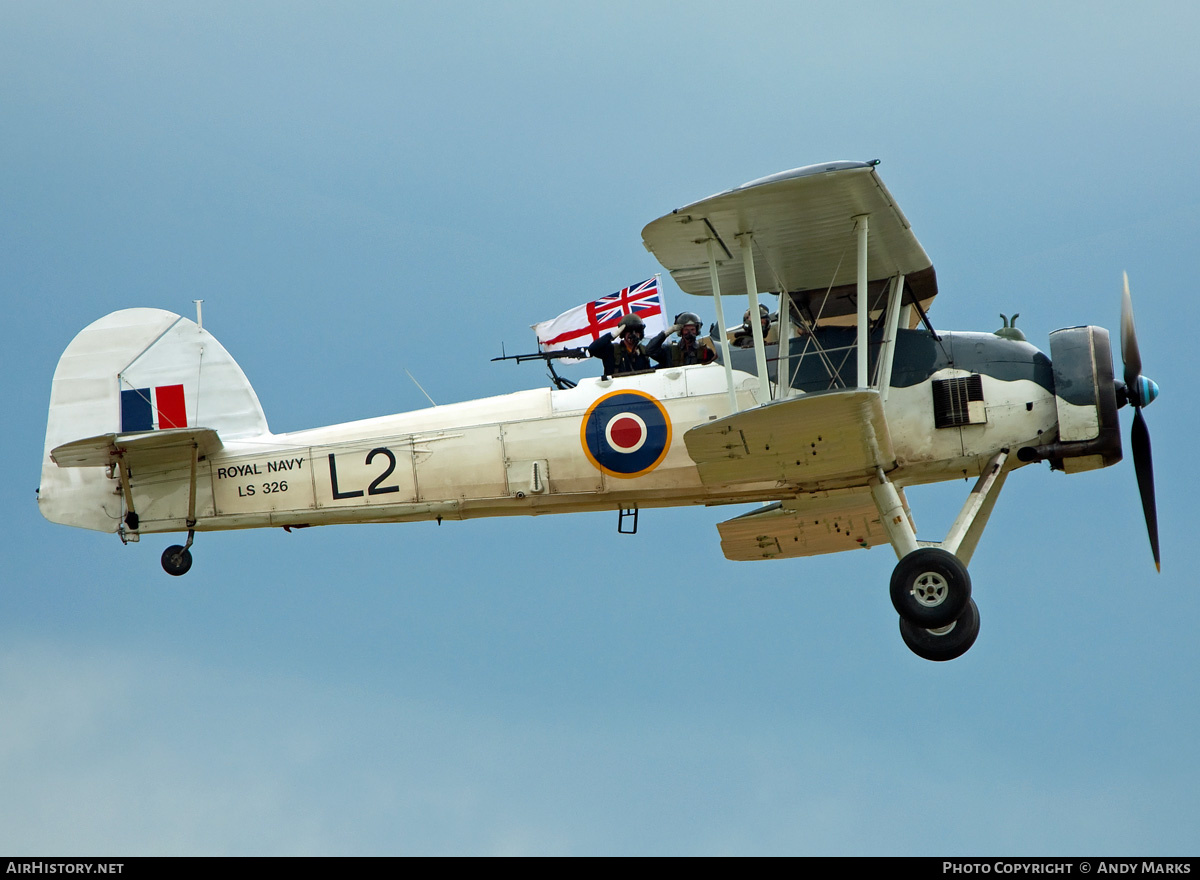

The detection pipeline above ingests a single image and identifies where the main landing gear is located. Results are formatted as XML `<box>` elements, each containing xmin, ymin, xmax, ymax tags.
<box><xmin>889</xmin><ymin>548</ymin><xmax>971</xmax><ymax>629</ymax></box>
<box><xmin>161</xmin><ymin>530</ymin><xmax>195</xmax><ymax>576</ymax></box>
<box><xmin>890</xmin><ymin>549</ymin><xmax>978</xmax><ymax>661</ymax></box>
<box><xmin>870</xmin><ymin>451</ymin><xmax>1009</xmax><ymax>662</ymax></box>
<box><xmin>899</xmin><ymin>598</ymin><xmax>981</xmax><ymax>662</ymax></box>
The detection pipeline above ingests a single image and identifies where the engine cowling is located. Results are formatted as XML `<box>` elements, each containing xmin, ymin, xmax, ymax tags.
<box><xmin>1017</xmin><ymin>325</ymin><xmax>1122</xmax><ymax>472</ymax></box>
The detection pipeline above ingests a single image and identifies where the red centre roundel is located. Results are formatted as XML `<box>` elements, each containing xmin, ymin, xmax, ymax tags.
<box><xmin>606</xmin><ymin>415</ymin><xmax>646</xmax><ymax>452</ymax></box>
<box><xmin>610</xmin><ymin>418</ymin><xmax>641</xmax><ymax>447</ymax></box>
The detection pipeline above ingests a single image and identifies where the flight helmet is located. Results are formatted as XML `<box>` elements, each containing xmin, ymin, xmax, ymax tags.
<box><xmin>616</xmin><ymin>313</ymin><xmax>646</xmax><ymax>340</ymax></box>
<box><xmin>743</xmin><ymin>304</ymin><xmax>770</xmax><ymax>329</ymax></box>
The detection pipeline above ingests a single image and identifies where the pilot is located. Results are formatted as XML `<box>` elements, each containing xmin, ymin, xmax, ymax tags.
<box><xmin>646</xmin><ymin>311</ymin><xmax>716</xmax><ymax>367</ymax></box>
<box><xmin>588</xmin><ymin>313</ymin><xmax>652</xmax><ymax>376</ymax></box>
<box><xmin>729</xmin><ymin>304</ymin><xmax>779</xmax><ymax>349</ymax></box>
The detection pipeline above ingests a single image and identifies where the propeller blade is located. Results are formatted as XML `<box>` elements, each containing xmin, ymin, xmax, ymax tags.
<box><xmin>1121</xmin><ymin>271</ymin><xmax>1143</xmax><ymax>392</ymax></box>
<box><xmin>1130</xmin><ymin>407</ymin><xmax>1160</xmax><ymax>571</ymax></box>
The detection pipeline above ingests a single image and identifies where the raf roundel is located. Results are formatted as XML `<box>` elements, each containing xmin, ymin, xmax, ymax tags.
<box><xmin>580</xmin><ymin>390</ymin><xmax>672</xmax><ymax>478</ymax></box>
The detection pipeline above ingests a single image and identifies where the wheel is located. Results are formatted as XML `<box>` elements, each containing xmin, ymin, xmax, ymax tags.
<box><xmin>161</xmin><ymin>545</ymin><xmax>193</xmax><ymax>576</ymax></box>
<box><xmin>899</xmin><ymin>598</ymin><xmax>980</xmax><ymax>662</ymax></box>
<box><xmin>890</xmin><ymin>547</ymin><xmax>971</xmax><ymax>628</ymax></box>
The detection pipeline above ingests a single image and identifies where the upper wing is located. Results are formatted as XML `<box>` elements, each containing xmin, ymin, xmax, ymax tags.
<box><xmin>684</xmin><ymin>389</ymin><xmax>895</xmax><ymax>490</ymax></box>
<box><xmin>716</xmin><ymin>486</ymin><xmax>914</xmax><ymax>561</ymax></box>
<box><xmin>51</xmin><ymin>427</ymin><xmax>223</xmax><ymax>468</ymax></box>
<box><xmin>641</xmin><ymin>160</ymin><xmax>936</xmax><ymax>325</ymax></box>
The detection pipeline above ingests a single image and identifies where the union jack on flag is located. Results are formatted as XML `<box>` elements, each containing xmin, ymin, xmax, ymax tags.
<box><xmin>533</xmin><ymin>277</ymin><xmax>668</xmax><ymax>352</ymax></box>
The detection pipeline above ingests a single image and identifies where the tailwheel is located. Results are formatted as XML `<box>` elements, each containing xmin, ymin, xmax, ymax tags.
<box><xmin>161</xmin><ymin>530</ymin><xmax>196</xmax><ymax>576</ymax></box>
<box><xmin>899</xmin><ymin>598</ymin><xmax>980</xmax><ymax>662</ymax></box>
<box><xmin>160</xmin><ymin>546</ymin><xmax>192</xmax><ymax>576</ymax></box>
<box><xmin>890</xmin><ymin>547</ymin><xmax>971</xmax><ymax>629</ymax></box>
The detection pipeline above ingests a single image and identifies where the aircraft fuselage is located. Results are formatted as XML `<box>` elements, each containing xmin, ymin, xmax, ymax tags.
<box><xmin>115</xmin><ymin>328</ymin><xmax>1060</xmax><ymax>535</ymax></box>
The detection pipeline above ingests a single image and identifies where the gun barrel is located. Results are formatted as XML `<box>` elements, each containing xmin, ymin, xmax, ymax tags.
<box><xmin>492</xmin><ymin>347</ymin><xmax>590</xmax><ymax>363</ymax></box>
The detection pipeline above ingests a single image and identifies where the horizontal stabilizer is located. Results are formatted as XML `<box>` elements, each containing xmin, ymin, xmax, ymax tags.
<box><xmin>718</xmin><ymin>486</ymin><xmax>914</xmax><ymax>561</ymax></box>
<box><xmin>51</xmin><ymin>427</ymin><xmax>222</xmax><ymax>469</ymax></box>
<box><xmin>685</xmin><ymin>389</ymin><xmax>895</xmax><ymax>489</ymax></box>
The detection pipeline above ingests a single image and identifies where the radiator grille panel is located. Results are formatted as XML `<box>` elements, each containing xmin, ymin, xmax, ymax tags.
<box><xmin>933</xmin><ymin>375</ymin><xmax>985</xmax><ymax>428</ymax></box>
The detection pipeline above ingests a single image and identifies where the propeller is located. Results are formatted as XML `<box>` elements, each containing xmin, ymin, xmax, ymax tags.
<box><xmin>1120</xmin><ymin>272</ymin><xmax>1160</xmax><ymax>571</ymax></box>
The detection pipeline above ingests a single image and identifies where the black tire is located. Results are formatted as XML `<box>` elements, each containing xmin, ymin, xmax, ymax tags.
<box><xmin>161</xmin><ymin>545</ymin><xmax>193</xmax><ymax>576</ymax></box>
<box><xmin>899</xmin><ymin>598</ymin><xmax>980</xmax><ymax>662</ymax></box>
<box><xmin>890</xmin><ymin>547</ymin><xmax>971</xmax><ymax>628</ymax></box>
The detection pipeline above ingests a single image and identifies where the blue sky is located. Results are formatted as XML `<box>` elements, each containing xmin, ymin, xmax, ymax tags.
<box><xmin>3</xmin><ymin>1</ymin><xmax>1198</xmax><ymax>855</ymax></box>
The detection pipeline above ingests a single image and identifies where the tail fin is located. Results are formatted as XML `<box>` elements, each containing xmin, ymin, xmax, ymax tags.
<box><xmin>39</xmin><ymin>308</ymin><xmax>268</xmax><ymax>531</ymax></box>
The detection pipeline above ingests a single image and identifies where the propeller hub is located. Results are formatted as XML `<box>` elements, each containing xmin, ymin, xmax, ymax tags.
<box><xmin>1134</xmin><ymin>376</ymin><xmax>1159</xmax><ymax>409</ymax></box>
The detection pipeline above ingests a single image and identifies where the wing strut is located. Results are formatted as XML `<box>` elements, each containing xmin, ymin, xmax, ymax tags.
<box><xmin>706</xmin><ymin>239</ymin><xmax>739</xmax><ymax>415</ymax></box>
<box><xmin>777</xmin><ymin>290</ymin><xmax>793</xmax><ymax>400</ymax></box>
<box><xmin>738</xmin><ymin>234</ymin><xmax>772</xmax><ymax>403</ymax></box>
<box><xmin>877</xmin><ymin>273</ymin><xmax>906</xmax><ymax>402</ymax></box>
<box><xmin>855</xmin><ymin>214</ymin><xmax>869</xmax><ymax>388</ymax></box>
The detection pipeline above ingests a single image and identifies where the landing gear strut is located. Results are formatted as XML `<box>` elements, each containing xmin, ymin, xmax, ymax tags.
<box><xmin>161</xmin><ymin>530</ymin><xmax>195</xmax><ymax>576</ymax></box>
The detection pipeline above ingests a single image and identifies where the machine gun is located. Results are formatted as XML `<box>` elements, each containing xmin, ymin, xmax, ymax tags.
<box><xmin>491</xmin><ymin>346</ymin><xmax>591</xmax><ymax>390</ymax></box>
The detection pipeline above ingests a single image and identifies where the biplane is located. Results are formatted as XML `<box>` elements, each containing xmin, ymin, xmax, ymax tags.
<box><xmin>38</xmin><ymin>160</ymin><xmax>1159</xmax><ymax>661</ymax></box>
